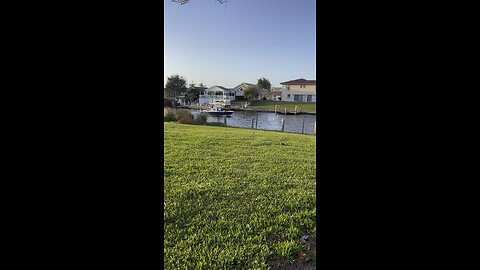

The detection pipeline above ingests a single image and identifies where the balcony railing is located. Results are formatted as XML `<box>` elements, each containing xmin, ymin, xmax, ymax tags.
<box><xmin>199</xmin><ymin>95</ymin><xmax>234</xmax><ymax>99</ymax></box>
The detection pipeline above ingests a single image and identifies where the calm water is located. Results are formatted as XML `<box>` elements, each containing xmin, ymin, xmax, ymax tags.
<box><xmin>186</xmin><ymin>109</ymin><xmax>317</xmax><ymax>135</ymax></box>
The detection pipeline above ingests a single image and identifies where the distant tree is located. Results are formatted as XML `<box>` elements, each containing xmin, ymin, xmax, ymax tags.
<box><xmin>165</xmin><ymin>75</ymin><xmax>187</xmax><ymax>98</ymax></box>
<box><xmin>244</xmin><ymin>86</ymin><xmax>259</xmax><ymax>101</ymax></box>
<box><xmin>257</xmin><ymin>77</ymin><xmax>271</xmax><ymax>91</ymax></box>
<box><xmin>185</xmin><ymin>82</ymin><xmax>206</xmax><ymax>104</ymax></box>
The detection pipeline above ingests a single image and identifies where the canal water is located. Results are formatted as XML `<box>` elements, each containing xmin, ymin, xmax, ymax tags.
<box><xmin>186</xmin><ymin>109</ymin><xmax>317</xmax><ymax>135</ymax></box>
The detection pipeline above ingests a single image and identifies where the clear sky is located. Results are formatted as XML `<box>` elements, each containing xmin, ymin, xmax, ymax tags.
<box><xmin>164</xmin><ymin>0</ymin><xmax>316</xmax><ymax>88</ymax></box>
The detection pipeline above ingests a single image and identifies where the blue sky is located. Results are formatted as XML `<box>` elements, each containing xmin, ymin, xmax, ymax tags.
<box><xmin>164</xmin><ymin>0</ymin><xmax>316</xmax><ymax>88</ymax></box>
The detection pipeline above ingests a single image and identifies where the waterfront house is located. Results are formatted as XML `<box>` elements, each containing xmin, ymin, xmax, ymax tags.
<box><xmin>271</xmin><ymin>87</ymin><xmax>282</xmax><ymax>101</ymax></box>
<box><xmin>280</xmin><ymin>78</ymin><xmax>316</xmax><ymax>102</ymax></box>
<box><xmin>199</xmin><ymin>86</ymin><xmax>236</xmax><ymax>106</ymax></box>
<box><xmin>233</xmin><ymin>83</ymin><xmax>262</xmax><ymax>99</ymax></box>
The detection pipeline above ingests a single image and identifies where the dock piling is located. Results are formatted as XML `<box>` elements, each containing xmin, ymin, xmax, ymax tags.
<box><xmin>302</xmin><ymin>118</ymin><xmax>305</xmax><ymax>134</ymax></box>
<box><xmin>281</xmin><ymin>119</ymin><xmax>285</xmax><ymax>132</ymax></box>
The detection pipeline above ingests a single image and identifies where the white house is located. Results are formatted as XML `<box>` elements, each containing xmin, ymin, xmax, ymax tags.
<box><xmin>233</xmin><ymin>83</ymin><xmax>263</xmax><ymax>98</ymax></box>
<box><xmin>280</xmin><ymin>78</ymin><xmax>316</xmax><ymax>102</ymax></box>
<box><xmin>271</xmin><ymin>87</ymin><xmax>282</xmax><ymax>101</ymax></box>
<box><xmin>199</xmin><ymin>86</ymin><xmax>236</xmax><ymax>106</ymax></box>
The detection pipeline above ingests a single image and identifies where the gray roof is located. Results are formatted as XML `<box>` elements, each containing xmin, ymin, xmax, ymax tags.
<box><xmin>206</xmin><ymin>85</ymin><xmax>235</xmax><ymax>92</ymax></box>
<box><xmin>216</xmin><ymin>86</ymin><xmax>232</xmax><ymax>91</ymax></box>
<box><xmin>234</xmin><ymin>82</ymin><xmax>260</xmax><ymax>89</ymax></box>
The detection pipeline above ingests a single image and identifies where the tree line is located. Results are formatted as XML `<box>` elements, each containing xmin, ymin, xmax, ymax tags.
<box><xmin>164</xmin><ymin>75</ymin><xmax>207</xmax><ymax>104</ymax></box>
<box><xmin>164</xmin><ymin>74</ymin><xmax>271</xmax><ymax>102</ymax></box>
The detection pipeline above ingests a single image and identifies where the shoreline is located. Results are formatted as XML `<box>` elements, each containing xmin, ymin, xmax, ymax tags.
<box><xmin>175</xmin><ymin>105</ymin><xmax>316</xmax><ymax>115</ymax></box>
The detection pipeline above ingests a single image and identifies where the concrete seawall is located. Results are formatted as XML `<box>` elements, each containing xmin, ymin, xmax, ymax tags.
<box><xmin>176</xmin><ymin>105</ymin><xmax>316</xmax><ymax>115</ymax></box>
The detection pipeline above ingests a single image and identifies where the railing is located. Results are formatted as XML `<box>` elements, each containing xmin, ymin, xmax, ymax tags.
<box><xmin>199</xmin><ymin>95</ymin><xmax>233</xmax><ymax>98</ymax></box>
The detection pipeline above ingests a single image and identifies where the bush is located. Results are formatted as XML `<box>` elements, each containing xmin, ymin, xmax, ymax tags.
<box><xmin>164</xmin><ymin>97</ymin><xmax>176</xmax><ymax>107</ymax></box>
<box><xmin>164</xmin><ymin>108</ymin><xmax>175</xmax><ymax>122</ymax></box>
<box><xmin>175</xmin><ymin>109</ymin><xmax>194</xmax><ymax>124</ymax></box>
<box><xmin>235</xmin><ymin>96</ymin><xmax>246</xmax><ymax>101</ymax></box>
<box><xmin>193</xmin><ymin>113</ymin><xmax>208</xmax><ymax>125</ymax></box>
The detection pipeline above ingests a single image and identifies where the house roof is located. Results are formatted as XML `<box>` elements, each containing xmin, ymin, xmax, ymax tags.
<box><xmin>217</xmin><ymin>86</ymin><xmax>235</xmax><ymax>91</ymax></box>
<box><xmin>234</xmin><ymin>82</ymin><xmax>261</xmax><ymax>89</ymax></box>
<box><xmin>207</xmin><ymin>85</ymin><xmax>235</xmax><ymax>91</ymax></box>
<box><xmin>280</xmin><ymin>78</ymin><xmax>316</xmax><ymax>85</ymax></box>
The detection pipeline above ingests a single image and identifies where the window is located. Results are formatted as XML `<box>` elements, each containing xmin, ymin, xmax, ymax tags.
<box><xmin>294</xmin><ymin>94</ymin><xmax>303</xmax><ymax>102</ymax></box>
<box><xmin>307</xmin><ymin>95</ymin><xmax>313</xmax><ymax>102</ymax></box>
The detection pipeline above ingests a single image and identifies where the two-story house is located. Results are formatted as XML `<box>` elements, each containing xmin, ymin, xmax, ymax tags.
<box><xmin>280</xmin><ymin>78</ymin><xmax>316</xmax><ymax>102</ymax></box>
<box><xmin>199</xmin><ymin>86</ymin><xmax>236</xmax><ymax>106</ymax></box>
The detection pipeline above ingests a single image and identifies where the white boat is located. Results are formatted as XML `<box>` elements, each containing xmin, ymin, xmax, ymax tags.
<box><xmin>202</xmin><ymin>99</ymin><xmax>234</xmax><ymax>116</ymax></box>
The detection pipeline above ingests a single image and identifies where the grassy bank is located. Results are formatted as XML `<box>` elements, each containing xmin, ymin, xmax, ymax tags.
<box><xmin>164</xmin><ymin>122</ymin><xmax>316</xmax><ymax>269</ymax></box>
<box><xmin>231</xmin><ymin>100</ymin><xmax>316</xmax><ymax>114</ymax></box>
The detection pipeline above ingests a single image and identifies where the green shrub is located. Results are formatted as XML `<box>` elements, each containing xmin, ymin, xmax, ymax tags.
<box><xmin>175</xmin><ymin>109</ymin><xmax>194</xmax><ymax>124</ymax></box>
<box><xmin>164</xmin><ymin>97</ymin><xmax>176</xmax><ymax>107</ymax></box>
<box><xmin>164</xmin><ymin>108</ymin><xmax>175</xmax><ymax>122</ymax></box>
<box><xmin>193</xmin><ymin>113</ymin><xmax>208</xmax><ymax>125</ymax></box>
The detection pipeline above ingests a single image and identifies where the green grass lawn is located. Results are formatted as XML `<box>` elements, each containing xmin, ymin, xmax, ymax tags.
<box><xmin>164</xmin><ymin>122</ymin><xmax>316</xmax><ymax>269</ymax></box>
<box><xmin>231</xmin><ymin>100</ymin><xmax>316</xmax><ymax>113</ymax></box>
